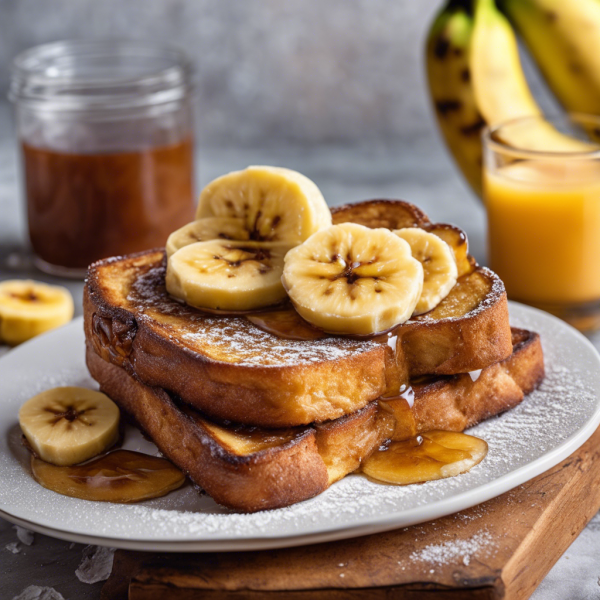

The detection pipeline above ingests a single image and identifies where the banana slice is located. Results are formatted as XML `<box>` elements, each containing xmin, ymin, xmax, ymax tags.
<box><xmin>19</xmin><ymin>387</ymin><xmax>120</xmax><ymax>467</ymax></box>
<box><xmin>282</xmin><ymin>223</ymin><xmax>423</xmax><ymax>335</ymax></box>
<box><xmin>195</xmin><ymin>166</ymin><xmax>332</xmax><ymax>246</ymax></box>
<box><xmin>362</xmin><ymin>430</ymin><xmax>488</xmax><ymax>485</ymax></box>
<box><xmin>394</xmin><ymin>228</ymin><xmax>458</xmax><ymax>315</ymax></box>
<box><xmin>166</xmin><ymin>240</ymin><xmax>289</xmax><ymax>311</ymax></box>
<box><xmin>166</xmin><ymin>217</ymin><xmax>249</xmax><ymax>259</ymax></box>
<box><xmin>0</xmin><ymin>280</ymin><xmax>74</xmax><ymax>346</ymax></box>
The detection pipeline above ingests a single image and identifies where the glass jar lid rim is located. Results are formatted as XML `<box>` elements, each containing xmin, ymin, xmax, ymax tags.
<box><xmin>9</xmin><ymin>39</ymin><xmax>194</xmax><ymax>111</ymax></box>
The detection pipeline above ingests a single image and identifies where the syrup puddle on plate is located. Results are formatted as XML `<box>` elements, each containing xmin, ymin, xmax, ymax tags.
<box><xmin>361</xmin><ymin>430</ymin><xmax>488</xmax><ymax>485</ymax></box>
<box><xmin>31</xmin><ymin>449</ymin><xmax>185</xmax><ymax>503</ymax></box>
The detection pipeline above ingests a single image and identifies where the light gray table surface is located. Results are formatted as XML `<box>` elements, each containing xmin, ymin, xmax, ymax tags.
<box><xmin>1</xmin><ymin>105</ymin><xmax>600</xmax><ymax>600</ymax></box>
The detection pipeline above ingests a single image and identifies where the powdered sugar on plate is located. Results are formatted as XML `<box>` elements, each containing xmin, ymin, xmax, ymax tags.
<box><xmin>0</xmin><ymin>303</ymin><xmax>599</xmax><ymax>551</ymax></box>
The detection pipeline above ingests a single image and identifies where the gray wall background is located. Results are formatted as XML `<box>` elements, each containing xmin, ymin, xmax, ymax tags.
<box><xmin>0</xmin><ymin>0</ymin><xmax>556</xmax><ymax>146</ymax></box>
<box><xmin>0</xmin><ymin>0</ymin><xmax>445</xmax><ymax>145</ymax></box>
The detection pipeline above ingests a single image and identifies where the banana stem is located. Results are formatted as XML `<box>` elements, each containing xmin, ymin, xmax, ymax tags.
<box><xmin>447</xmin><ymin>0</ymin><xmax>475</xmax><ymax>14</ymax></box>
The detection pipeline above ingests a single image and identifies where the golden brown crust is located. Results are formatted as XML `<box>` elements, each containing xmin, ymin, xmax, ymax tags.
<box><xmin>86</xmin><ymin>326</ymin><xmax>543</xmax><ymax>512</ymax></box>
<box><xmin>331</xmin><ymin>199</ymin><xmax>429</xmax><ymax>229</ymax></box>
<box><xmin>503</xmin><ymin>328</ymin><xmax>545</xmax><ymax>395</ymax></box>
<box><xmin>84</xmin><ymin>264</ymin><xmax>387</xmax><ymax>428</ymax></box>
<box><xmin>332</xmin><ymin>200</ymin><xmax>476</xmax><ymax>277</ymax></box>
<box><xmin>83</xmin><ymin>200</ymin><xmax>512</xmax><ymax>428</ymax></box>
<box><xmin>401</xmin><ymin>268</ymin><xmax>513</xmax><ymax>376</ymax></box>
<box><xmin>407</xmin><ymin>329</ymin><xmax>544</xmax><ymax>433</ymax></box>
<box><xmin>84</xmin><ymin>258</ymin><xmax>511</xmax><ymax>428</ymax></box>
<box><xmin>86</xmin><ymin>345</ymin><xmax>330</xmax><ymax>512</ymax></box>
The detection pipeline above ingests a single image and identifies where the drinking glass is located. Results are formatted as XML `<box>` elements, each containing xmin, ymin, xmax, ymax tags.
<box><xmin>483</xmin><ymin>114</ymin><xmax>600</xmax><ymax>331</ymax></box>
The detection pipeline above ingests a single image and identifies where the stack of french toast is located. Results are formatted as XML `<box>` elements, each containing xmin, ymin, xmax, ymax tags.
<box><xmin>84</xmin><ymin>166</ymin><xmax>544</xmax><ymax>512</ymax></box>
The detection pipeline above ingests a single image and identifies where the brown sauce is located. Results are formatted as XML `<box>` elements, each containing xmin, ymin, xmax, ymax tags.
<box><xmin>378</xmin><ymin>389</ymin><xmax>417</xmax><ymax>440</ymax></box>
<box><xmin>361</xmin><ymin>430</ymin><xmax>488</xmax><ymax>485</ymax></box>
<box><xmin>246</xmin><ymin>308</ymin><xmax>327</xmax><ymax>340</ymax></box>
<box><xmin>23</xmin><ymin>139</ymin><xmax>194</xmax><ymax>270</ymax></box>
<box><xmin>31</xmin><ymin>449</ymin><xmax>185</xmax><ymax>503</ymax></box>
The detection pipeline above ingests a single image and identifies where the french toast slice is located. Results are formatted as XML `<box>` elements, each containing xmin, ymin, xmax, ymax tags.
<box><xmin>84</xmin><ymin>200</ymin><xmax>512</xmax><ymax>428</ymax></box>
<box><xmin>86</xmin><ymin>328</ymin><xmax>543</xmax><ymax>512</ymax></box>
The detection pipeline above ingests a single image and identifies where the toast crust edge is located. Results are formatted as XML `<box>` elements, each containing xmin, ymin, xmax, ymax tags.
<box><xmin>86</xmin><ymin>328</ymin><xmax>543</xmax><ymax>512</ymax></box>
<box><xmin>85</xmin><ymin>252</ymin><xmax>512</xmax><ymax>428</ymax></box>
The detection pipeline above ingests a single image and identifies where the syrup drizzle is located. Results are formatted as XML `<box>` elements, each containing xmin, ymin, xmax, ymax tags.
<box><xmin>246</xmin><ymin>308</ymin><xmax>326</xmax><ymax>341</ymax></box>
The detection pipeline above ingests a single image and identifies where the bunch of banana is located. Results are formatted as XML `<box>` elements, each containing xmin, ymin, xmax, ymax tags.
<box><xmin>425</xmin><ymin>0</ymin><xmax>591</xmax><ymax>197</ymax></box>
<box><xmin>502</xmin><ymin>0</ymin><xmax>600</xmax><ymax>116</ymax></box>
<box><xmin>165</xmin><ymin>166</ymin><xmax>332</xmax><ymax>311</ymax></box>
<box><xmin>0</xmin><ymin>280</ymin><xmax>74</xmax><ymax>346</ymax></box>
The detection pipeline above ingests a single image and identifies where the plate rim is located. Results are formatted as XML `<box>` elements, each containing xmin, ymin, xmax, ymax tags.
<box><xmin>1</xmin><ymin>302</ymin><xmax>599</xmax><ymax>552</ymax></box>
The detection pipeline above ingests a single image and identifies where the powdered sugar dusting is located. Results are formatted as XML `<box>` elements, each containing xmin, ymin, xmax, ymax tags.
<box><xmin>409</xmin><ymin>530</ymin><xmax>494</xmax><ymax>566</ymax></box>
<box><xmin>180</xmin><ymin>325</ymin><xmax>377</xmax><ymax>366</ymax></box>
<box><xmin>127</xmin><ymin>264</ymin><xmax>378</xmax><ymax>366</ymax></box>
<box><xmin>415</xmin><ymin>267</ymin><xmax>504</xmax><ymax>323</ymax></box>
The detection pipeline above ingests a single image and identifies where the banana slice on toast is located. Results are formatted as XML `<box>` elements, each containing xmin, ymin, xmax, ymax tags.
<box><xmin>0</xmin><ymin>280</ymin><xmax>73</xmax><ymax>346</ymax></box>
<box><xmin>166</xmin><ymin>217</ymin><xmax>249</xmax><ymax>259</ymax></box>
<box><xmin>19</xmin><ymin>387</ymin><xmax>120</xmax><ymax>466</ymax></box>
<box><xmin>167</xmin><ymin>240</ymin><xmax>289</xmax><ymax>311</ymax></box>
<box><xmin>394</xmin><ymin>228</ymin><xmax>458</xmax><ymax>315</ymax></box>
<box><xmin>282</xmin><ymin>223</ymin><xmax>423</xmax><ymax>335</ymax></box>
<box><xmin>195</xmin><ymin>166</ymin><xmax>331</xmax><ymax>246</ymax></box>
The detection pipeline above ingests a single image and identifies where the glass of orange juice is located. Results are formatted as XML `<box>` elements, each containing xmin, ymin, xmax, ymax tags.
<box><xmin>483</xmin><ymin>114</ymin><xmax>600</xmax><ymax>332</ymax></box>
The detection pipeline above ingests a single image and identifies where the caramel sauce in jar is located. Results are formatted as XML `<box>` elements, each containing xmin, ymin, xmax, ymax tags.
<box><xmin>11</xmin><ymin>40</ymin><xmax>196</xmax><ymax>276</ymax></box>
<box><xmin>361</xmin><ymin>430</ymin><xmax>488</xmax><ymax>485</ymax></box>
<box><xmin>23</xmin><ymin>139</ymin><xmax>194</xmax><ymax>272</ymax></box>
<box><xmin>31</xmin><ymin>449</ymin><xmax>185</xmax><ymax>503</ymax></box>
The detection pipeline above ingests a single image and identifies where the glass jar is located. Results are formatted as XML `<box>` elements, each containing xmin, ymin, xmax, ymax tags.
<box><xmin>9</xmin><ymin>40</ymin><xmax>196</xmax><ymax>277</ymax></box>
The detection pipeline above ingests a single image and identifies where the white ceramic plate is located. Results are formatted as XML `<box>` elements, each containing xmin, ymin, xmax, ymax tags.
<box><xmin>1</xmin><ymin>302</ymin><xmax>599</xmax><ymax>552</ymax></box>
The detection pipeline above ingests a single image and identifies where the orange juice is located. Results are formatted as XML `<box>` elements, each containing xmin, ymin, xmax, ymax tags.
<box><xmin>484</xmin><ymin>159</ymin><xmax>600</xmax><ymax>305</ymax></box>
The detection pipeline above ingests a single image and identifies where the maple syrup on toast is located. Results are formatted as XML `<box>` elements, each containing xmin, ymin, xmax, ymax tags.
<box><xmin>246</xmin><ymin>308</ymin><xmax>326</xmax><ymax>340</ymax></box>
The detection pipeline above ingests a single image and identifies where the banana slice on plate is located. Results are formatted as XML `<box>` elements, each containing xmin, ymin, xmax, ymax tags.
<box><xmin>394</xmin><ymin>228</ymin><xmax>458</xmax><ymax>315</ymax></box>
<box><xmin>166</xmin><ymin>240</ymin><xmax>289</xmax><ymax>311</ymax></box>
<box><xmin>196</xmin><ymin>166</ymin><xmax>332</xmax><ymax>246</ymax></box>
<box><xmin>166</xmin><ymin>217</ymin><xmax>249</xmax><ymax>259</ymax></box>
<box><xmin>19</xmin><ymin>387</ymin><xmax>120</xmax><ymax>466</ymax></box>
<box><xmin>282</xmin><ymin>223</ymin><xmax>423</xmax><ymax>335</ymax></box>
<box><xmin>0</xmin><ymin>280</ymin><xmax>74</xmax><ymax>346</ymax></box>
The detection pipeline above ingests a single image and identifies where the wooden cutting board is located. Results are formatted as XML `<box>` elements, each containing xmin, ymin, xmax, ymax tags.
<box><xmin>102</xmin><ymin>425</ymin><xmax>600</xmax><ymax>600</ymax></box>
